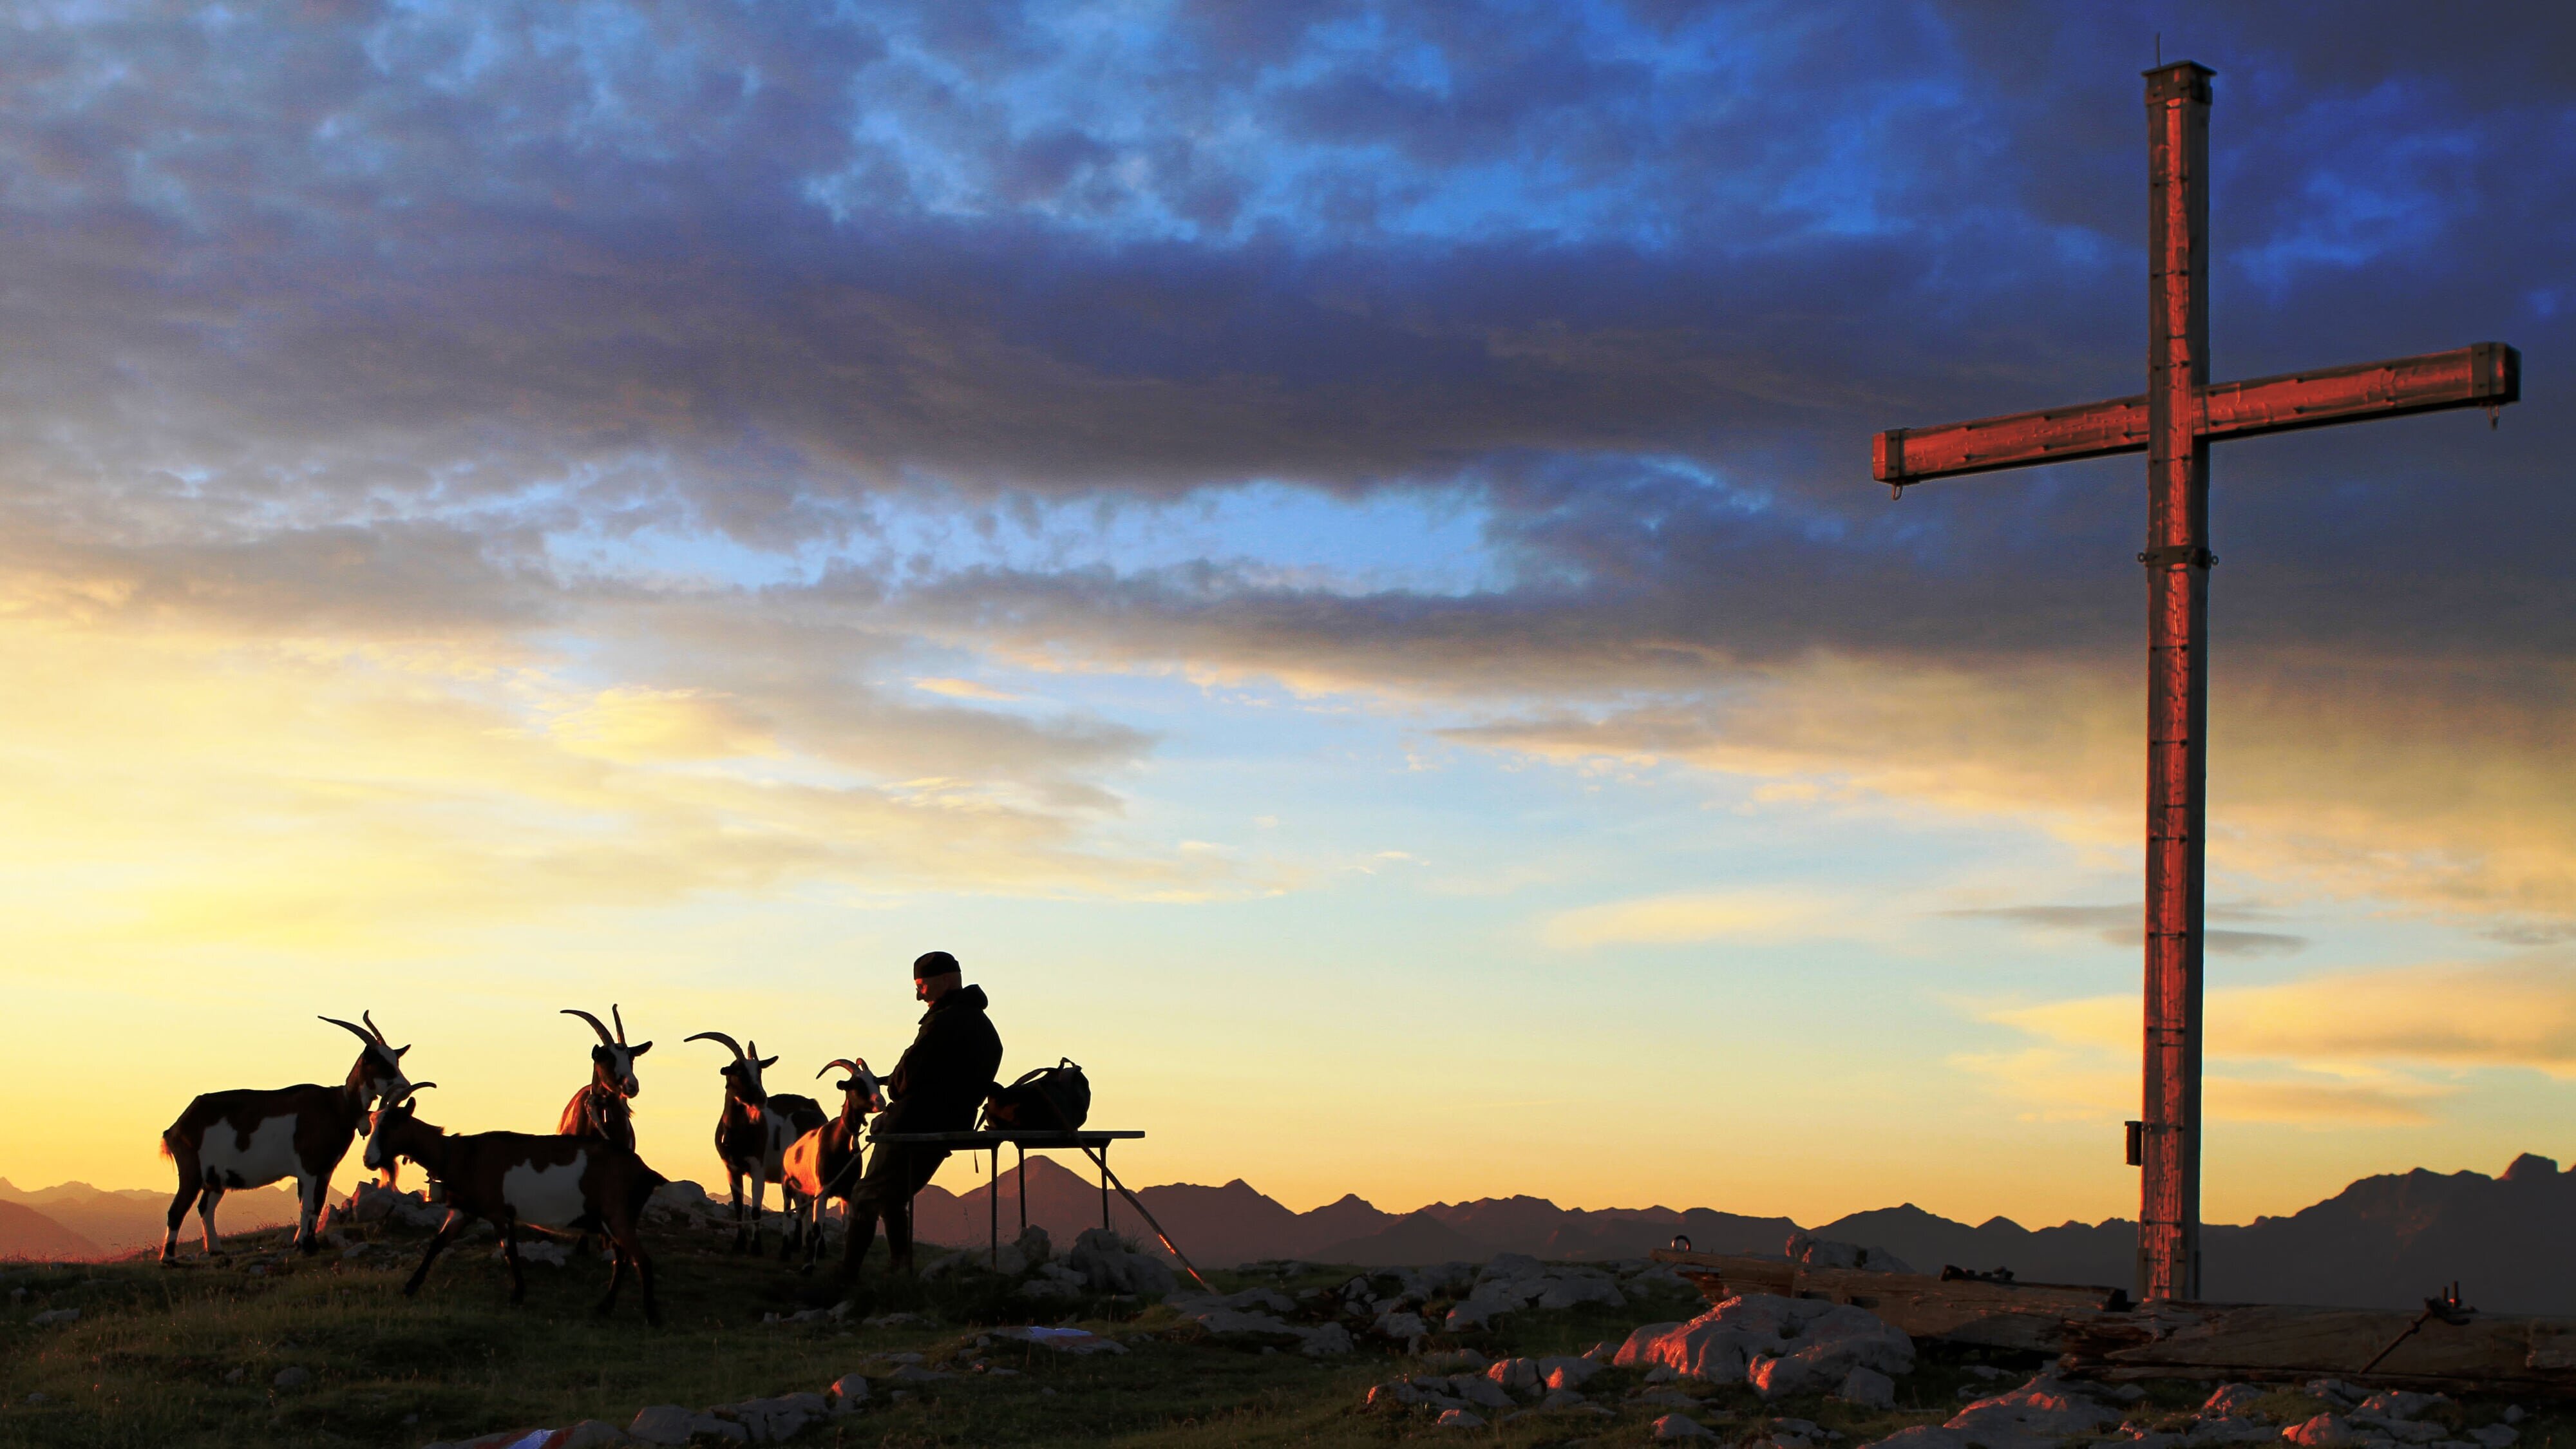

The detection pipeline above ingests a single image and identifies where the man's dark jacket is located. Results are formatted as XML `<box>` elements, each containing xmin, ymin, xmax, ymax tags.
<box><xmin>878</xmin><ymin>984</ymin><xmax>1003</xmax><ymax>1135</ymax></box>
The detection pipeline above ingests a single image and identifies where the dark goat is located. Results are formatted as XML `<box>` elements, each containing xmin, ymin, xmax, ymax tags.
<box><xmin>365</xmin><ymin>1086</ymin><xmax>665</xmax><ymax>1326</ymax></box>
<box><xmin>157</xmin><ymin>1013</ymin><xmax>411</xmax><ymax>1262</ymax></box>
<box><xmin>683</xmin><ymin>1031</ymin><xmax>826</xmax><ymax>1256</ymax></box>
<box><xmin>780</xmin><ymin>1057</ymin><xmax>882</xmax><ymax>1271</ymax></box>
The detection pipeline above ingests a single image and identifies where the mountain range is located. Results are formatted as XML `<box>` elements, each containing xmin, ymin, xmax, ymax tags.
<box><xmin>10</xmin><ymin>1154</ymin><xmax>2575</xmax><ymax>1315</ymax></box>
<box><xmin>0</xmin><ymin>1177</ymin><xmax>301</xmax><ymax>1258</ymax></box>
<box><xmin>904</xmin><ymin>1150</ymin><xmax>2576</xmax><ymax>1314</ymax></box>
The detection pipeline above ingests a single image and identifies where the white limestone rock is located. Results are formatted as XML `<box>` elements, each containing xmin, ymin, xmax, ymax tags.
<box><xmin>1942</xmin><ymin>1374</ymin><xmax>2123</xmax><ymax>1449</ymax></box>
<box><xmin>1838</xmin><ymin>1365</ymin><xmax>1898</xmax><ymax>1410</ymax></box>
<box><xmin>1537</xmin><ymin>1354</ymin><xmax>1602</xmax><ymax>1389</ymax></box>
<box><xmin>1786</xmin><ymin>1232</ymin><xmax>1916</xmax><ymax>1275</ymax></box>
<box><xmin>1618</xmin><ymin>1293</ymin><xmax>1913</xmax><ymax>1399</ymax></box>
<box><xmin>1372</xmin><ymin>1309</ymin><xmax>1428</xmax><ymax>1341</ymax></box>
<box><xmin>628</xmin><ymin>1405</ymin><xmax>699</xmax><ymax>1445</ymax></box>
<box><xmin>2204</xmin><ymin>1385</ymin><xmax>2271</xmax><ymax>1419</ymax></box>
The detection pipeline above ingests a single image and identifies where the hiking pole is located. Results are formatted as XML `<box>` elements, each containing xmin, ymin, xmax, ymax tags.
<box><xmin>1081</xmin><ymin>1144</ymin><xmax>1214</xmax><ymax>1293</ymax></box>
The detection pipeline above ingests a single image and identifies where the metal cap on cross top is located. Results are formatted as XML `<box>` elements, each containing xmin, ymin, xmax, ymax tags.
<box><xmin>1870</xmin><ymin>62</ymin><xmax>2518</xmax><ymax>1303</ymax></box>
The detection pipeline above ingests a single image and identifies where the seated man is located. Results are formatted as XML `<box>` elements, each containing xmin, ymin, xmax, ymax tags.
<box><xmin>843</xmin><ymin>950</ymin><xmax>1003</xmax><ymax>1274</ymax></box>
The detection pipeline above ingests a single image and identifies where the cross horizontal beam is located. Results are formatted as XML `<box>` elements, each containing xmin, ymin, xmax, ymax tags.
<box><xmin>1873</xmin><ymin>343</ymin><xmax>2519</xmax><ymax>486</ymax></box>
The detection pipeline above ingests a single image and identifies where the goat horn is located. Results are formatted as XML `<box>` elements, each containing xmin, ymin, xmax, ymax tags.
<box><xmin>361</xmin><ymin>1009</ymin><xmax>391</xmax><ymax>1045</ymax></box>
<box><xmin>320</xmin><ymin>1016</ymin><xmax>383</xmax><ymax>1052</ymax></box>
<box><xmin>685</xmin><ymin>1031</ymin><xmax>747</xmax><ymax>1060</ymax></box>
<box><xmin>818</xmin><ymin>1058</ymin><xmax>862</xmax><ymax>1079</ymax></box>
<box><xmin>562</xmin><ymin>1009</ymin><xmax>616</xmax><ymax>1046</ymax></box>
<box><xmin>611</xmin><ymin>1003</ymin><xmax>628</xmax><ymax>1045</ymax></box>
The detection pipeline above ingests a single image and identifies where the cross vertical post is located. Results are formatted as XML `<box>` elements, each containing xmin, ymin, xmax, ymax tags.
<box><xmin>1869</xmin><ymin>61</ymin><xmax>2517</xmax><ymax>1303</ymax></box>
<box><xmin>2140</xmin><ymin>60</ymin><xmax>2213</xmax><ymax>1303</ymax></box>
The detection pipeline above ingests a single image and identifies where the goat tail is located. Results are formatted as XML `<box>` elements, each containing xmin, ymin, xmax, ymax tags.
<box><xmin>157</xmin><ymin>1135</ymin><xmax>173</xmax><ymax>1159</ymax></box>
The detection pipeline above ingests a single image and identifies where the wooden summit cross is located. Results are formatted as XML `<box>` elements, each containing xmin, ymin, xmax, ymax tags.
<box><xmin>1871</xmin><ymin>62</ymin><xmax>2519</xmax><ymax>1303</ymax></box>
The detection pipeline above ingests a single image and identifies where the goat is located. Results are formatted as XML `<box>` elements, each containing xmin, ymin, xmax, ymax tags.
<box><xmin>683</xmin><ymin>1030</ymin><xmax>826</xmax><ymax>1256</ymax></box>
<box><xmin>556</xmin><ymin>1005</ymin><xmax>650</xmax><ymax>1151</ymax></box>
<box><xmin>780</xmin><ymin>1057</ymin><xmax>882</xmax><ymax>1271</ymax></box>
<box><xmin>157</xmin><ymin>1012</ymin><xmax>412</xmax><ymax>1262</ymax></box>
<box><xmin>365</xmin><ymin>1084</ymin><xmax>665</xmax><ymax>1325</ymax></box>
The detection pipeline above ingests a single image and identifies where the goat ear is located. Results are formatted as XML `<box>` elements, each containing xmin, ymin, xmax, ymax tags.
<box><xmin>395</xmin><ymin>1045</ymin><xmax>411</xmax><ymax>1057</ymax></box>
<box><xmin>759</xmin><ymin>1054</ymin><xmax>779</xmax><ymax>1068</ymax></box>
<box><xmin>629</xmin><ymin>1041</ymin><xmax>652</xmax><ymax>1055</ymax></box>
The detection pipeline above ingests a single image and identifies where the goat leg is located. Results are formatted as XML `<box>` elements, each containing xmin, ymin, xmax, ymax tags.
<box><xmin>500</xmin><ymin>1220</ymin><xmax>527</xmax><ymax>1305</ymax></box>
<box><xmin>598</xmin><ymin>1241</ymin><xmax>627</xmax><ymax>1316</ymax></box>
<box><xmin>198</xmin><ymin>1185</ymin><xmax>226</xmax><ymax>1258</ymax></box>
<box><xmin>293</xmin><ymin>1173</ymin><xmax>325</xmax><ymax>1254</ymax></box>
<box><xmin>403</xmin><ymin>1211</ymin><xmax>464</xmax><ymax>1298</ymax></box>
<box><xmin>728</xmin><ymin>1168</ymin><xmax>749</xmax><ymax>1253</ymax></box>
<box><xmin>634</xmin><ymin>1239</ymin><xmax>662</xmax><ymax>1327</ymax></box>
<box><xmin>160</xmin><ymin>1170</ymin><xmax>204</xmax><ymax>1264</ymax></box>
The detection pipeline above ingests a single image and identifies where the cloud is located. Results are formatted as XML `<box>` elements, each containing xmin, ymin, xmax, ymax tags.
<box><xmin>911</xmin><ymin>677</ymin><xmax>1024</xmax><ymax>703</ymax></box>
<box><xmin>1541</xmin><ymin>890</ymin><xmax>1823</xmax><ymax>949</ymax></box>
<box><xmin>1944</xmin><ymin>904</ymin><xmax>2307</xmax><ymax>958</ymax></box>
<box><xmin>1993</xmin><ymin>958</ymin><xmax>2576</xmax><ymax>1077</ymax></box>
<box><xmin>0</xmin><ymin>0</ymin><xmax>2564</xmax><ymax>949</ymax></box>
<box><xmin>1953</xmin><ymin>1047</ymin><xmax>2451</xmax><ymax>1127</ymax></box>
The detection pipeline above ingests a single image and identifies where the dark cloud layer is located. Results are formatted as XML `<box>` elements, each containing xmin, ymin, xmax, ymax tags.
<box><xmin>4</xmin><ymin>0</ymin><xmax>2571</xmax><ymax>676</ymax></box>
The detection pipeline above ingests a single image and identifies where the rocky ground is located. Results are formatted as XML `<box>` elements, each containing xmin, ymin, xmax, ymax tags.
<box><xmin>3</xmin><ymin>1198</ymin><xmax>2568</xmax><ymax>1448</ymax></box>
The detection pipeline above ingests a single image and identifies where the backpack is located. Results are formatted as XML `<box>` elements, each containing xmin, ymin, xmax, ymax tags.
<box><xmin>981</xmin><ymin>1058</ymin><xmax>1092</xmax><ymax>1132</ymax></box>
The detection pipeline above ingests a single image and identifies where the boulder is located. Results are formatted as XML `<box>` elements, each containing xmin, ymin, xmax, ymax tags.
<box><xmin>1618</xmin><ymin>1294</ymin><xmax>1913</xmax><ymax>1397</ymax></box>
<box><xmin>1435</xmin><ymin>1408</ymin><xmax>1487</xmax><ymax>1429</ymax></box>
<box><xmin>272</xmin><ymin>1367</ymin><xmax>310</xmax><ymax>1388</ymax></box>
<box><xmin>1373</xmin><ymin>1310</ymin><xmax>1428</xmax><ymax>1341</ymax></box>
<box><xmin>1786</xmin><ymin>1232</ymin><xmax>1915</xmax><ymax>1275</ymax></box>
<box><xmin>1944</xmin><ymin>1376</ymin><xmax>2123</xmax><ymax>1449</ymax></box>
<box><xmin>713</xmin><ymin>1392</ymin><xmax>828</xmax><ymax>1444</ymax></box>
<box><xmin>1537</xmin><ymin>1354</ymin><xmax>1602</xmax><ymax>1389</ymax></box>
<box><xmin>1839</xmin><ymin>1365</ymin><xmax>1897</xmax><ymax>1410</ymax></box>
<box><xmin>28</xmin><ymin>1309</ymin><xmax>78</xmax><ymax>1328</ymax></box>
<box><xmin>1488</xmin><ymin>1357</ymin><xmax>1540</xmax><ymax>1395</ymax></box>
<box><xmin>2285</xmin><ymin>1415</ymin><xmax>2370</xmax><ymax>1448</ymax></box>
<box><xmin>2357</xmin><ymin>1394</ymin><xmax>2450</xmax><ymax>1423</ymax></box>
<box><xmin>1299</xmin><ymin>1323</ymin><xmax>1353</xmax><ymax>1356</ymax></box>
<box><xmin>2470</xmin><ymin>1429</ymin><xmax>2518</xmax><ymax>1449</ymax></box>
<box><xmin>1067</xmin><ymin>1227</ymin><xmax>1176</xmax><ymax>1296</ymax></box>
<box><xmin>629</xmin><ymin>1406</ymin><xmax>699</xmax><ymax>1445</ymax></box>
<box><xmin>2203</xmin><ymin>1385</ymin><xmax>2270</xmax><ymax>1418</ymax></box>
<box><xmin>1866</xmin><ymin>1430</ymin><xmax>1969</xmax><ymax>1449</ymax></box>
<box><xmin>1419</xmin><ymin>1349</ymin><xmax>1490</xmax><ymax>1372</ymax></box>
<box><xmin>1656</xmin><ymin>1414</ymin><xmax>1719</xmax><ymax>1440</ymax></box>
<box><xmin>826</xmin><ymin>1373</ymin><xmax>867</xmax><ymax>1406</ymax></box>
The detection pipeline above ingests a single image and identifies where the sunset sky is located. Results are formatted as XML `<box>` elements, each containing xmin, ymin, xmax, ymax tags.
<box><xmin>3</xmin><ymin>1</ymin><xmax>2572</xmax><ymax>1234</ymax></box>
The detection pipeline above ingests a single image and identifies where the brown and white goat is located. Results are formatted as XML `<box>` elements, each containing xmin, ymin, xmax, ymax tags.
<box><xmin>780</xmin><ymin>1057</ymin><xmax>882</xmax><ymax>1271</ymax></box>
<box><xmin>556</xmin><ymin>1005</ymin><xmax>650</xmax><ymax>1151</ymax></box>
<box><xmin>365</xmin><ymin>1085</ymin><xmax>666</xmax><ymax>1325</ymax></box>
<box><xmin>683</xmin><ymin>1030</ymin><xmax>826</xmax><ymax>1256</ymax></box>
<box><xmin>157</xmin><ymin>1013</ymin><xmax>412</xmax><ymax>1262</ymax></box>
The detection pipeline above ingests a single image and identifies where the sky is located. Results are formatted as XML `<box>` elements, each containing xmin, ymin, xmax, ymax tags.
<box><xmin>3</xmin><ymin>0</ymin><xmax>2573</xmax><ymax>1233</ymax></box>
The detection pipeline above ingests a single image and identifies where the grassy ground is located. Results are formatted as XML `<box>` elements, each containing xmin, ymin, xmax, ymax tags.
<box><xmin>3</xmin><ymin>1218</ymin><xmax>2570</xmax><ymax>1448</ymax></box>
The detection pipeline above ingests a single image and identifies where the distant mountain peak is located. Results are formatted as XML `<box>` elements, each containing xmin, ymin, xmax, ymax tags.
<box><xmin>2503</xmin><ymin>1153</ymin><xmax>2561</xmax><ymax>1182</ymax></box>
